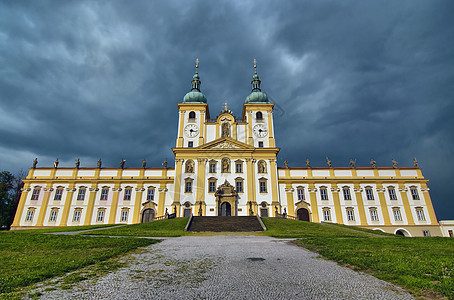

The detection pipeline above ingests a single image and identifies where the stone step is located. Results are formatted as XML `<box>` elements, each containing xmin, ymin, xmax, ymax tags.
<box><xmin>187</xmin><ymin>216</ymin><xmax>264</xmax><ymax>232</ymax></box>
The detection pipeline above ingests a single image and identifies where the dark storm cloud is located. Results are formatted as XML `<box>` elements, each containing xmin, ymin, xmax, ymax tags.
<box><xmin>0</xmin><ymin>0</ymin><xmax>453</xmax><ymax>219</ymax></box>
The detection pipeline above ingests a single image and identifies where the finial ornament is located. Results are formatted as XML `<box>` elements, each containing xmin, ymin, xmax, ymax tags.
<box><xmin>75</xmin><ymin>158</ymin><xmax>80</xmax><ymax>169</ymax></box>
<box><xmin>32</xmin><ymin>158</ymin><xmax>38</xmax><ymax>169</ymax></box>
<box><xmin>306</xmin><ymin>158</ymin><xmax>311</xmax><ymax>168</ymax></box>
<box><xmin>350</xmin><ymin>158</ymin><xmax>356</xmax><ymax>169</ymax></box>
<box><xmin>120</xmin><ymin>158</ymin><xmax>126</xmax><ymax>169</ymax></box>
<box><xmin>162</xmin><ymin>159</ymin><xmax>168</xmax><ymax>168</ymax></box>
<box><xmin>413</xmin><ymin>157</ymin><xmax>419</xmax><ymax>168</ymax></box>
<box><xmin>142</xmin><ymin>159</ymin><xmax>147</xmax><ymax>169</ymax></box>
<box><xmin>254</xmin><ymin>58</ymin><xmax>257</xmax><ymax>72</ymax></box>
<box><xmin>54</xmin><ymin>158</ymin><xmax>59</xmax><ymax>169</ymax></box>
<box><xmin>224</xmin><ymin>101</ymin><xmax>228</xmax><ymax>111</ymax></box>
<box><xmin>326</xmin><ymin>157</ymin><xmax>332</xmax><ymax>168</ymax></box>
<box><xmin>97</xmin><ymin>158</ymin><xmax>102</xmax><ymax>169</ymax></box>
<box><xmin>284</xmin><ymin>160</ymin><xmax>289</xmax><ymax>169</ymax></box>
<box><xmin>195</xmin><ymin>58</ymin><xmax>199</xmax><ymax>73</ymax></box>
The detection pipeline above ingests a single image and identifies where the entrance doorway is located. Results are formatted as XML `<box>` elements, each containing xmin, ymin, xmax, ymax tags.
<box><xmin>297</xmin><ymin>208</ymin><xmax>310</xmax><ymax>221</ymax></box>
<box><xmin>142</xmin><ymin>208</ymin><xmax>155</xmax><ymax>223</ymax></box>
<box><xmin>183</xmin><ymin>208</ymin><xmax>192</xmax><ymax>218</ymax></box>
<box><xmin>220</xmin><ymin>202</ymin><xmax>231</xmax><ymax>216</ymax></box>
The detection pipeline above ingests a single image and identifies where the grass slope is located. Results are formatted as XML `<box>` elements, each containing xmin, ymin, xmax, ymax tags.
<box><xmin>82</xmin><ymin>218</ymin><xmax>189</xmax><ymax>237</ymax></box>
<box><xmin>13</xmin><ymin>224</ymin><xmax>118</xmax><ymax>234</ymax></box>
<box><xmin>0</xmin><ymin>231</ymin><xmax>157</xmax><ymax>295</ymax></box>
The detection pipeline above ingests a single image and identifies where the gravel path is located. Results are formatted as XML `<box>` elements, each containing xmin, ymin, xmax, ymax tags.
<box><xmin>38</xmin><ymin>236</ymin><xmax>413</xmax><ymax>299</ymax></box>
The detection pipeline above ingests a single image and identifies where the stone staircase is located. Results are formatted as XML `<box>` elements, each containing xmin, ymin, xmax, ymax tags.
<box><xmin>187</xmin><ymin>216</ymin><xmax>265</xmax><ymax>232</ymax></box>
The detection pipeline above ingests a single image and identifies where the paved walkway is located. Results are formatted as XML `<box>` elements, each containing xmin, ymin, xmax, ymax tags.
<box><xmin>40</xmin><ymin>236</ymin><xmax>412</xmax><ymax>299</ymax></box>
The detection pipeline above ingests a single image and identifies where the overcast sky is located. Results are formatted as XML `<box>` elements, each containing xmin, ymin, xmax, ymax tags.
<box><xmin>1</xmin><ymin>1</ymin><xmax>453</xmax><ymax>219</ymax></box>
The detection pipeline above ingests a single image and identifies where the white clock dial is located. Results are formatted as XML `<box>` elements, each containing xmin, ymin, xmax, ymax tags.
<box><xmin>253</xmin><ymin>124</ymin><xmax>268</xmax><ymax>137</ymax></box>
<box><xmin>184</xmin><ymin>124</ymin><xmax>199</xmax><ymax>137</ymax></box>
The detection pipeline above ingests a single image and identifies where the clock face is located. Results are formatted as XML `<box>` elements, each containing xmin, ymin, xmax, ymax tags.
<box><xmin>184</xmin><ymin>124</ymin><xmax>199</xmax><ymax>137</ymax></box>
<box><xmin>253</xmin><ymin>124</ymin><xmax>268</xmax><ymax>137</ymax></box>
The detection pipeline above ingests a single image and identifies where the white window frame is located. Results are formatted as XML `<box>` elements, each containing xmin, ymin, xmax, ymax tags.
<box><xmin>147</xmin><ymin>188</ymin><xmax>154</xmax><ymax>201</ymax></box>
<box><xmin>236</xmin><ymin>181</ymin><xmax>243</xmax><ymax>193</ymax></box>
<box><xmin>259</xmin><ymin>181</ymin><xmax>267</xmax><ymax>193</ymax></box>
<box><xmin>185</xmin><ymin>181</ymin><xmax>192</xmax><ymax>193</ymax></box>
<box><xmin>73</xmin><ymin>210</ymin><xmax>81</xmax><ymax>222</ymax></box>
<box><xmin>323</xmin><ymin>209</ymin><xmax>331</xmax><ymax>221</ymax></box>
<box><xmin>343</xmin><ymin>188</ymin><xmax>351</xmax><ymax>200</ymax></box>
<box><xmin>370</xmin><ymin>209</ymin><xmax>379</xmax><ymax>221</ymax></box>
<box><xmin>97</xmin><ymin>210</ymin><xmax>105</xmax><ymax>222</ymax></box>
<box><xmin>100</xmin><ymin>188</ymin><xmax>109</xmax><ymax>200</ymax></box>
<box><xmin>124</xmin><ymin>188</ymin><xmax>132</xmax><ymax>201</ymax></box>
<box><xmin>366</xmin><ymin>188</ymin><xmax>374</xmax><ymax>200</ymax></box>
<box><xmin>26</xmin><ymin>210</ymin><xmax>34</xmax><ymax>221</ymax></box>
<box><xmin>393</xmin><ymin>209</ymin><xmax>402</xmax><ymax>221</ymax></box>
<box><xmin>320</xmin><ymin>188</ymin><xmax>328</xmax><ymax>200</ymax></box>
<box><xmin>416</xmin><ymin>208</ymin><xmax>425</xmax><ymax>221</ymax></box>
<box><xmin>423</xmin><ymin>230</ymin><xmax>431</xmax><ymax>237</ymax></box>
<box><xmin>297</xmin><ymin>188</ymin><xmax>304</xmax><ymax>201</ymax></box>
<box><xmin>411</xmin><ymin>188</ymin><xmax>420</xmax><ymax>200</ymax></box>
<box><xmin>121</xmin><ymin>210</ymin><xmax>128</xmax><ymax>222</ymax></box>
<box><xmin>209</xmin><ymin>163</ymin><xmax>216</xmax><ymax>173</ymax></box>
<box><xmin>209</xmin><ymin>181</ymin><xmax>216</xmax><ymax>193</ymax></box>
<box><xmin>31</xmin><ymin>188</ymin><xmax>40</xmax><ymax>200</ymax></box>
<box><xmin>346</xmin><ymin>209</ymin><xmax>355</xmax><ymax>221</ymax></box>
<box><xmin>54</xmin><ymin>188</ymin><xmax>63</xmax><ymax>200</ymax></box>
<box><xmin>388</xmin><ymin>188</ymin><xmax>397</xmax><ymax>200</ymax></box>
<box><xmin>49</xmin><ymin>210</ymin><xmax>58</xmax><ymax>222</ymax></box>
<box><xmin>77</xmin><ymin>188</ymin><xmax>86</xmax><ymax>201</ymax></box>
<box><xmin>236</xmin><ymin>163</ymin><xmax>242</xmax><ymax>173</ymax></box>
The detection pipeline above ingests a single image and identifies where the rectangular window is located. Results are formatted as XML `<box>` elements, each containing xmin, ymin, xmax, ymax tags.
<box><xmin>209</xmin><ymin>181</ymin><xmax>216</xmax><ymax>193</ymax></box>
<box><xmin>124</xmin><ymin>189</ymin><xmax>131</xmax><ymax>200</ymax></box>
<box><xmin>147</xmin><ymin>189</ymin><xmax>154</xmax><ymax>201</ymax></box>
<box><xmin>388</xmin><ymin>188</ymin><xmax>397</xmax><ymax>200</ymax></box>
<box><xmin>416</xmin><ymin>209</ymin><xmax>425</xmax><ymax>221</ymax></box>
<box><xmin>73</xmin><ymin>210</ymin><xmax>81</xmax><ymax>222</ymax></box>
<box><xmin>77</xmin><ymin>189</ymin><xmax>86</xmax><ymax>200</ymax></box>
<box><xmin>366</xmin><ymin>189</ymin><xmax>374</xmax><ymax>200</ymax></box>
<box><xmin>393</xmin><ymin>209</ymin><xmax>402</xmax><ymax>221</ymax></box>
<box><xmin>97</xmin><ymin>210</ymin><xmax>105</xmax><ymax>222</ymax></box>
<box><xmin>297</xmin><ymin>189</ymin><xmax>304</xmax><ymax>201</ymax></box>
<box><xmin>411</xmin><ymin>188</ymin><xmax>420</xmax><ymax>200</ymax></box>
<box><xmin>236</xmin><ymin>181</ymin><xmax>243</xmax><ymax>193</ymax></box>
<box><xmin>423</xmin><ymin>230</ymin><xmax>431</xmax><ymax>237</ymax></box>
<box><xmin>258</xmin><ymin>141</ymin><xmax>264</xmax><ymax>148</ymax></box>
<box><xmin>54</xmin><ymin>189</ymin><xmax>63</xmax><ymax>200</ymax></box>
<box><xmin>31</xmin><ymin>189</ymin><xmax>40</xmax><ymax>200</ymax></box>
<box><xmin>323</xmin><ymin>210</ymin><xmax>331</xmax><ymax>221</ymax></box>
<box><xmin>188</xmin><ymin>141</ymin><xmax>193</xmax><ymax>148</ymax></box>
<box><xmin>448</xmin><ymin>230</ymin><xmax>453</xmax><ymax>238</ymax></box>
<box><xmin>209</xmin><ymin>163</ymin><xmax>216</xmax><ymax>173</ymax></box>
<box><xmin>100</xmin><ymin>189</ymin><xmax>109</xmax><ymax>200</ymax></box>
<box><xmin>260</xmin><ymin>181</ymin><xmax>267</xmax><ymax>193</ymax></box>
<box><xmin>370</xmin><ymin>209</ymin><xmax>379</xmax><ymax>221</ymax></box>
<box><xmin>347</xmin><ymin>209</ymin><xmax>355</xmax><ymax>221</ymax></box>
<box><xmin>26</xmin><ymin>210</ymin><xmax>34</xmax><ymax>222</ymax></box>
<box><xmin>260</xmin><ymin>208</ymin><xmax>268</xmax><ymax>217</ymax></box>
<box><xmin>236</xmin><ymin>163</ymin><xmax>242</xmax><ymax>173</ymax></box>
<box><xmin>320</xmin><ymin>188</ymin><xmax>328</xmax><ymax>200</ymax></box>
<box><xmin>343</xmin><ymin>188</ymin><xmax>351</xmax><ymax>200</ymax></box>
<box><xmin>121</xmin><ymin>210</ymin><xmax>128</xmax><ymax>222</ymax></box>
<box><xmin>49</xmin><ymin>210</ymin><xmax>58</xmax><ymax>222</ymax></box>
<box><xmin>185</xmin><ymin>181</ymin><xmax>192</xmax><ymax>193</ymax></box>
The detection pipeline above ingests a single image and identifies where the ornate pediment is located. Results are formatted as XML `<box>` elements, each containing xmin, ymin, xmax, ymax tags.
<box><xmin>199</xmin><ymin>137</ymin><xmax>255</xmax><ymax>150</ymax></box>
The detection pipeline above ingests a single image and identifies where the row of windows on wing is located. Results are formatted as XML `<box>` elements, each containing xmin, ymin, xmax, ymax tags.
<box><xmin>187</xmin><ymin>111</ymin><xmax>264</xmax><ymax>122</ymax></box>
<box><xmin>295</xmin><ymin>185</ymin><xmax>421</xmax><ymax>202</ymax></box>
<box><xmin>182</xmin><ymin>177</ymin><xmax>269</xmax><ymax>194</ymax></box>
<box><xmin>25</xmin><ymin>206</ymin><xmax>132</xmax><ymax>223</ymax></box>
<box><xmin>30</xmin><ymin>186</ymin><xmax>157</xmax><ymax>202</ymax></box>
<box><xmin>184</xmin><ymin>159</ymin><xmax>267</xmax><ymax>173</ymax></box>
<box><xmin>319</xmin><ymin>206</ymin><xmax>427</xmax><ymax>222</ymax></box>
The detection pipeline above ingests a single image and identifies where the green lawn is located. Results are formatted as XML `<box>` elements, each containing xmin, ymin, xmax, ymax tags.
<box><xmin>82</xmin><ymin>218</ymin><xmax>189</xmax><ymax>237</ymax></box>
<box><xmin>0</xmin><ymin>231</ymin><xmax>157</xmax><ymax>295</ymax></box>
<box><xmin>12</xmin><ymin>224</ymin><xmax>118</xmax><ymax>234</ymax></box>
<box><xmin>260</xmin><ymin>218</ymin><xmax>391</xmax><ymax>238</ymax></box>
<box><xmin>299</xmin><ymin>237</ymin><xmax>454</xmax><ymax>298</ymax></box>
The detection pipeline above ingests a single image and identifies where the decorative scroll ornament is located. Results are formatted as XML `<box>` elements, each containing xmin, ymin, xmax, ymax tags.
<box><xmin>212</xmin><ymin>142</ymin><xmax>239</xmax><ymax>149</ymax></box>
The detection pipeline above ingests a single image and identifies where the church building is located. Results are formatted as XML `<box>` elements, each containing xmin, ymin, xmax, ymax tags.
<box><xmin>11</xmin><ymin>61</ymin><xmax>450</xmax><ymax>237</ymax></box>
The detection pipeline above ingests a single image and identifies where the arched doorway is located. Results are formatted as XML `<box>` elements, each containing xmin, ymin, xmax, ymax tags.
<box><xmin>297</xmin><ymin>208</ymin><xmax>310</xmax><ymax>221</ymax></box>
<box><xmin>220</xmin><ymin>202</ymin><xmax>231</xmax><ymax>216</ymax></box>
<box><xmin>142</xmin><ymin>208</ymin><xmax>155</xmax><ymax>223</ymax></box>
<box><xmin>395</xmin><ymin>228</ymin><xmax>411</xmax><ymax>237</ymax></box>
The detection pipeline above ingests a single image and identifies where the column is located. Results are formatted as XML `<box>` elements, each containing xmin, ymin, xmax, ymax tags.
<box><xmin>267</xmin><ymin>112</ymin><xmax>275</xmax><ymax>147</ymax></box>
<box><xmin>269</xmin><ymin>159</ymin><xmax>280</xmax><ymax>216</ymax></box>
<box><xmin>59</xmin><ymin>184</ymin><xmax>76</xmax><ymax>226</ymax></box>
<box><xmin>196</xmin><ymin>159</ymin><xmax>207</xmax><ymax>216</ymax></box>
<box><xmin>157</xmin><ymin>185</ymin><xmax>167</xmax><ymax>216</ymax></box>
<box><xmin>35</xmin><ymin>184</ymin><xmax>53</xmax><ymax>227</ymax></box>
<box><xmin>308</xmin><ymin>183</ymin><xmax>319</xmax><ymax>223</ymax></box>
<box><xmin>353</xmin><ymin>183</ymin><xmax>368</xmax><ymax>225</ymax></box>
<box><xmin>331</xmin><ymin>183</ymin><xmax>343</xmax><ymax>225</ymax></box>
<box><xmin>247</xmin><ymin>111</ymin><xmax>253</xmax><ymax>145</ymax></box>
<box><xmin>132</xmin><ymin>184</ymin><xmax>144</xmax><ymax>224</ymax></box>
<box><xmin>398</xmin><ymin>183</ymin><xmax>415</xmax><ymax>225</ymax></box>
<box><xmin>246</xmin><ymin>159</ymin><xmax>257</xmax><ymax>214</ymax></box>
<box><xmin>172</xmin><ymin>159</ymin><xmax>184</xmax><ymax>217</ymax></box>
<box><xmin>376</xmin><ymin>183</ymin><xmax>391</xmax><ymax>225</ymax></box>
<box><xmin>177</xmin><ymin>111</ymin><xmax>185</xmax><ymax>147</ymax></box>
<box><xmin>84</xmin><ymin>184</ymin><xmax>98</xmax><ymax>225</ymax></box>
<box><xmin>109</xmin><ymin>183</ymin><xmax>121</xmax><ymax>224</ymax></box>
<box><xmin>285</xmin><ymin>184</ymin><xmax>295</xmax><ymax>216</ymax></box>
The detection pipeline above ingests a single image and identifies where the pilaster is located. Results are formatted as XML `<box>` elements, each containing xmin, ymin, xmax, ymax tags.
<box><xmin>353</xmin><ymin>183</ymin><xmax>367</xmax><ymax>225</ymax></box>
<box><xmin>84</xmin><ymin>184</ymin><xmax>99</xmax><ymax>225</ymax></box>
<box><xmin>196</xmin><ymin>158</ymin><xmax>207</xmax><ymax>216</ymax></box>
<box><xmin>132</xmin><ymin>184</ymin><xmax>144</xmax><ymax>224</ymax></box>
<box><xmin>35</xmin><ymin>183</ymin><xmax>53</xmax><ymax>226</ymax></box>
<box><xmin>331</xmin><ymin>184</ymin><xmax>343</xmax><ymax>224</ymax></box>
<box><xmin>376</xmin><ymin>183</ymin><xmax>392</xmax><ymax>225</ymax></box>
<box><xmin>398</xmin><ymin>183</ymin><xmax>415</xmax><ymax>225</ymax></box>
<box><xmin>308</xmin><ymin>183</ymin><xmax>319</xmax><ymax>223</ymax></box>
<box><xmin>59</xmin><ymin>183</ymin><xmax>76</xmax><ymax>226</ymax></box>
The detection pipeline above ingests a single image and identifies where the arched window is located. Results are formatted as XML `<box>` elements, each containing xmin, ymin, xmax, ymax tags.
<box><xmin>323</xmin><ymin>207</ymin><xmax>331</xmax><ymax>221</ymax></box>
<box><xmin>297</xmin><ymin>187</ymin><xmax>305</xmax><ymax>201</ymax></box>
<box><xmin>259</xmin><ymin>178</ymin><xmax>267</xmax><ymax>193</ymax></box>
<box><xmin>365</xmin><ymin>186</ymin><xmax>374</xmax><ymax>200</ymax></box>
<box><xmin>369</xmin><ymin>207</ymin><xmax>379</xmax><ymax>221</ymax></box>
<box><xmin>188</xmin><ymin>111</ymin><xmax>196</xmax><ymax>120</ymax></box>
<box><xmin>256</xmin><ymin>111</ymin><xmax>263</xmax><ymax>120</ymax></box>
<box><xmin>320</xmin><ymin>186</ymin><xmax>328</xmax><ymax>200</ymax></box>
<box><xmin>410</xmin><ymin>186</ymin><xmax>420</xmax><ymax>200</ymax></box>
<box><xmin>73</xmin><ymin>208</ymin><xmax>82</xmax><ymax>222</ymax></box>
<box><xmin>49</xmin><ymin>207</ymin><xmax>59</xmax><ymax>222</ymax></box>
<box><xmin>185</xmin><ymin>178</ymin><xmax>193</xmax><ymax>193</ymax></box>
<box><xmin>124</xmin><ymin>186</ymin><xmax>132</xmax><ymax>201</ymax></box>
<box><xmin>25</xmin><ymin>208</ymin><xmax>36</xmax><ymax>222</ymax></box>
<box><xmin>77</xmin><ymin>187</ymin><xmax>86</xmax><ymax>201</ymax></box>
<box><xmin>342</xmin><ymin>186</ymin><xmax>351</xmax><ymax>200</ymax></box>
<box><xmin>121</xmin><ymin>208</ymin><xmax>129</xmax><ymax>222</ymax></box>
<box><xmin>392</xmin><ymin>207</ymin><xmax>402</xmax><ymax>221</ymax></box>
<box><xmin>100</xmin><ymin>187</ymin><xmax>109</xmax><ymax>200</ymax></box>
<box><xmin>54</xmin><ymin>186</ymin><xmax>64</xmax><ymax>201</ymax></box>
<box><xmin>147</xmin><ymin>187</ymin><xmax>155</xmax><ymax>201</ymax></box>
<box><xmin>388</xmin><ymin>186</ymin><xmax>397</xmax><ymax>200</ymax></box>
<box><xmin>31</xmin><ymin>186</ymin><xmax>41</xmax><ymax>200</ymax></box>
<box><xmin>346</xmin><ymin>207</ymin><xmax>355</xmax><ymax>221</ymax></box>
